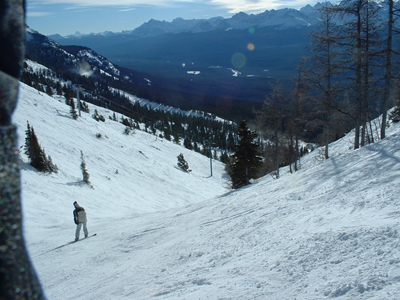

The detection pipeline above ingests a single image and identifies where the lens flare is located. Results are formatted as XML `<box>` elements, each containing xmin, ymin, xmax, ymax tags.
<box><xmin>231</xmin><ymin>53</ymin><xmax>246</xmax><ymax>68</ymax></box>
<box><xmin>249</xmin><ymin>27</ymin><xmax>255</xmax><ymax>34</ymax></box>
<box><xmin>247</xmin><ymin>43</ymin><xmax>255</xmax><ymax>51</ymax></box>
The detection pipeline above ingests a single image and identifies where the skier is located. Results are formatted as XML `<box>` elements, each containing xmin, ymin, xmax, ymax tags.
<box><xmin>73</xmin><ymin>201</ymin><xmax>89</xmax><ymax>241</ymax></box>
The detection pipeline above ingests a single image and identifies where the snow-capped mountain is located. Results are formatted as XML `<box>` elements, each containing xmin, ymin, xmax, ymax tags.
<box><xmin>26</xmin><ymin>27</ymin><xmax>145</xmax><ymax>84</ymax></box>
<box><xmin>52</xmin><ymin>4</ymin><xmax>322</xmax><ymax>40</ymax></box>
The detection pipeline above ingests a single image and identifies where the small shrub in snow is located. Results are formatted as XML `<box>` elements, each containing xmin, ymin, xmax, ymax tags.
<box><xmin>389</xmin><ymin>104</ymin><xmax>400</xmax><ymax>123</ymax></box>
<box><xmin>124</xmin><ymin>126</ymin><xmax>135</xmax><ymax>135</ymax></box>
<box><xmin>177</xmin><ymin>153</ymin><xmax>191</xmax><ymax>173</ymax></box>
<box><xmin>93</xmin><ymin>109</ymin><xmax>105</xmax><ymax>122</ymax></box>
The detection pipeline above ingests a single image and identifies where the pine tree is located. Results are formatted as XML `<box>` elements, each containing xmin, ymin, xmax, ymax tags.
<box><xmin>80</xmin><ymin>150</ymin><xmax>91</xmax><ymax>185</ymax></box>
<box><xmin>177</xmin><ymin>153</ymin><xmax>191</xmax><ymax>173</ymax></box>
<box><xmin>230</xmin><ymin>121</ymin><xmax>263</xmax><ymax>189</ymax></box>
<box><xmin>45</xmin><ymin>153</ymin><xmax>58</xmax><ymax>173</ymax></box>
<box><xmin>183</xmin><ymin>137</ymin><xmax>193</xmax><ymax>150</ymax></box>
<box><xmin>24</xmin><ymin>122</ymin><xmax>56</xmax><ymax>173</ymax></box>
<box><xmin>25</xmin><ymin>123</ymin><xmax>46</xmax><ymax>171</ymax></box>
<box><xmin>70</xmin><ymin>99</ymin><xmax>78</xmax><ymax>120</ymax></box>
<box><xmin>24</xmin><ymin>121</ymin><xmax>33</xmax><ymax>160</ymax></box>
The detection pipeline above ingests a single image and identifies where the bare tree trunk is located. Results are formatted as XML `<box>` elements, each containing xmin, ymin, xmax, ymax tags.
<box><xmin>311</xmin><ymin>2</ymin><xmax>341</xmax><ymax>158</ymax></box>
<box><xmin>274</xmin><ymin>131</ymin><xmax>280</xmax><ymax>179</ymax></box>
<box><xmin>295</xmin><ymin>134</ymin><xmax>299</xmax><ymax>172</ymax></box>
<box><xmin>354</xmin><ymin>0</ymin><xmax>363</xmax><ymax>149</ymax></box>
<box><xmin>325</xmin><ymin>123</ymin><xmax>330</xmax><ymax>159</ymax></box>
<box><xmin>381</xmin><ymin>0</ymin><xmax>394</xmax><ymax>140</ymax></box>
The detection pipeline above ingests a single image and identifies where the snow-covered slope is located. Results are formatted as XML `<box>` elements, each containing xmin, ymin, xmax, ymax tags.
<box><xmin>14</xmin><ymin>82</ymin><xmax>400</xmax><ymax>299</ymax></box>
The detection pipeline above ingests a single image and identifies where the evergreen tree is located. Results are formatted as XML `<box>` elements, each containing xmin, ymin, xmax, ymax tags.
<box><xmin>24</xmin><ymin>122</ymin><xmax>56</xmax><ymax>173</ymax></box>
<box><xmin>177</xmin><ymin>153</ymin><xmax>191</xmax><ymax>173</ymax></box>
<box><xmin>220</xmin><ymin>151</ymin><xmax>230</xmax><ymax>164</ymax></box>
<box><xmin>24</xmin><ymin>121</ymin><xmax>33</xmax><ymax>160</ymax></box>
<box><xmin>124</xmin><ymin>126</ymin><xmax>132</xmax><ymax>135</ymax></box>
<box><xmin>45</xmin><ymin>153</ymin><xmax>58</xmax><ymax>173</ymax></box>
<box><xmin>230</xmin><ymin>121</ymin><xmax>263</xmax><ymax>189</ymax></box>
<box><xmin>25</xmin><ymin>123</ymin><xmax>46</xmax><ymax>171</ymax></box>
<box><xmin>80</xmin><ymin>150</ymin><xmax>91</xmax><ymax>185</ymax></box>
<box><xmin>173</xmin><ymin>132</ymin><xmax>180</xmax><ymax>144</ymax></box>
<box><xmin>70</xmin><ymin>99</ymin><xmax>78</xmax><ymax>120</ymax></box>
<box><xmin>80</xmin><ymin>101</ymin><xmax>90</xmax><ymax>114</ymax></box>
<box><xmin>93</xmin><ymin>109</ymin><xmax>105</xmax><ymax>122</ymax></box>
<box><xmin>183</xmin><ymin>137</ymin><xmax>193</xmax><ymax>150</ymax></box>
<box><xmin>45</xmin><ymin>85</ymin><xmax>53</xmax><ymax>97</ymax></box>
<box><xmin>56</xmin><ymin>82</ymin><xmax>63</xmax><ymax>96</ymax></box>
<box><xmin>63</xmin><ymin>86</ymin><xmax>73</xmax><ymax>103</ymax></box>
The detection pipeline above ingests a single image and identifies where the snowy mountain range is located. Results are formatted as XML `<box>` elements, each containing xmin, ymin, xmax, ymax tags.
<box><xmin>47</xmin><ymin>3</ymin><xmax>336</xmax><ymax>107</ymax></box>
<box><xmin>51</xmin><ymin>4</ymin><xmax>323</xmax><ymax>40</ymax></box>
<box><xmin>15</xmin><ymin>75</ymin><xmax>400</xmax><ymax>299</ymax></box>
<box><xmin>130</xmin><ymin>5</ymin><xmax>321</xmax><ymax>37</ymax></box>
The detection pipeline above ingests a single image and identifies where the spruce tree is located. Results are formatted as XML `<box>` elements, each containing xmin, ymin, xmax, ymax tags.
<box><xmin>230</xmin><ymin>121</ymin><xmax>263</xmax><ymax>189</ymax></box>
<box><xmin>26</xmin><ymin>123</ymin><xmax>46</xmax><ymax>170</ymax></box>
<box><xmin>24</xmin><ymin>121</ymin><xmax>33</xmax><ymax>160</ymax></box>
<box><xmin>24</xmin><ymin>122</ymin><xmax>56</xmax><ymax>172</ymax></box>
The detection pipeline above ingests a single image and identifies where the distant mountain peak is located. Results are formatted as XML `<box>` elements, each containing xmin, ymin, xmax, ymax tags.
<box><xmin>126</xmin><ymin>4</ymin><xmax>322</xmax><ymax>38</ymax></box>
<box><xmin>52</xmin><ymin>3</ymin><xmax>322</xmax><ymax>40</ymax></box>
<box><xmin>25</xmin><ymin>28</ymin><xmax>132</xmax><ymax>82</ymax></box>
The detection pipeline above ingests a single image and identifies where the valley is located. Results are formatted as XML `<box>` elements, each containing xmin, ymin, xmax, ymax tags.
<box><xmin>50</xmin><ymin>10</ymin><xmax>316</xmax><ymax>111</ymax></box>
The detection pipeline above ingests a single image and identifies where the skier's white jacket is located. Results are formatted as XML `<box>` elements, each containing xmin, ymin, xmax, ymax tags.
<box><xmin>73</xmin><ymin>206</ymin><xmax>87</xmax><ymax>224</ymax></box>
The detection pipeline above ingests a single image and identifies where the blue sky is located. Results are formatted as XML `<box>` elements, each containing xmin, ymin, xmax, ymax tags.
<box><xmin>26</xmin><ymin>0</ymin><xmax>318</xmax><ymax>36</ymax></box>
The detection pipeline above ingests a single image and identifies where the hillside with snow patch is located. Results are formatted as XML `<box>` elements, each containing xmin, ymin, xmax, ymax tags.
<box><xmin>14</xmin><ymin>82</ymin><xmax>400</xmax><ymax>299</ymax></box>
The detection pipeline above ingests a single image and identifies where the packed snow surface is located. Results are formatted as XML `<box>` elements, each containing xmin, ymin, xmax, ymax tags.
<box><xmin>14</xmin><ymin>82</ymin><xmax>400</xmax><ymax>299</ymax></box>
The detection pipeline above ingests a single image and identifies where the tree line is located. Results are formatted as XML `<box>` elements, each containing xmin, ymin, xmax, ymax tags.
<box><xmin>303</xmin><ymin>0</ymin><xmax>400</xmax><ymax>155</ymax></box>
<box><xmin>20</xmin><ymin>64</ymin><xmax>238</xmax><ymax>164</ymax></box>
<box><xmin>227</xmin><ymin>0</ymin><xmax>400</xmax><ymax>188</ymax></box>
